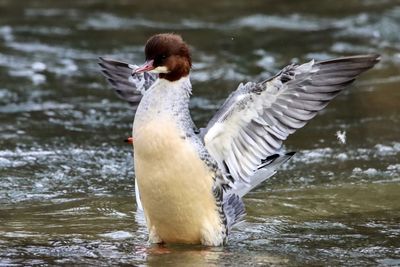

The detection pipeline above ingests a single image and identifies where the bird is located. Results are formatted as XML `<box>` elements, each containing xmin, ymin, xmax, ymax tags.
<box><xmin>99</xmin><ymin>33</ymin><xmax>379</xmax><ymax>246</ymax></box>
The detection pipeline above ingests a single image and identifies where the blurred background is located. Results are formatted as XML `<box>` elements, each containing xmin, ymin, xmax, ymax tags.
<box><xmin>0</xmin><ymin>0</ymin><xmax>399</xmax><ymax>266</ymax></box>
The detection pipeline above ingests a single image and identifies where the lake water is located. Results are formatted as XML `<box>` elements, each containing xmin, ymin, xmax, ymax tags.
<box><xmin>0</xmin><ymin>0</ymin><xmax>399</xmax><ymax>266</ymax></box>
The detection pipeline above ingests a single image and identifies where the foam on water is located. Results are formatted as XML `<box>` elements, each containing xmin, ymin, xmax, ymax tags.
<box><xmin>82</xmin><ymin>13</ymin><xmax>193</xmax><ymax>30</ymax></box>
<box><xmin>0</xmin><ymin>102</ymin><xmax>73</xmax><ymax>113</ymax></box>
<box><xmin>231</xmin><ymin>14</ymin><xmax>329</xmax><ymax>31</ymax></box>
<box><xmin>24</xmin><ymin>8</ymin><xmax>79</xmax><ymax>18</ymax></box>
<box><xmin>0</xmin><ymin>144</ymin><xmax>135</xmax><ymax>204</ymax></box>
<box><xmin>99</xmin><ymin>231</ymin><xmax>133</xmax><ymax>240</ymax></box>
<box><xmin>0</xmin><ymin>25</ymin><xmax>13</xmax><ymax>41</ymax></box>
<box><xmin>15</xmin><ymin>26</ymin><xmax>72</xmax><ymax>36</ymax></box>
<box><xmin>337</xmin><ymin>7</ymin><xmax>400</xmax><ymax>45</ymax></box>
<box><xmin>290</xmin><ymin>142</ymin><xmax>400</xmax><ymax>166</ymax></box>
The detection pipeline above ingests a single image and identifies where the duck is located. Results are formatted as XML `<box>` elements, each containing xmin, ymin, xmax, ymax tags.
<box><xmin>99</xmin><ymin>33</ymin><xmax>379</xmax><ymax>246</ymax></box>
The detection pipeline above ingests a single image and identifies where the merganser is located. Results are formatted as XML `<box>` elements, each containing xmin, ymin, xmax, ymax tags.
<box><xmin>99</xmin><ymin>33</ymin><xmax>379</xmax><ymax>246</ymax></box>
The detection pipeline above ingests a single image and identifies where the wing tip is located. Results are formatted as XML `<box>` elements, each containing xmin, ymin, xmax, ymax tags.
<box><xmin>97</xmin><ymin>57</ymin><xmax>132</xmax><ymax>68</ymax></box>
<box><xmin>98</xmin><ymin>56</ymin><xmax>112</xmax><ymax>66</ymax></box>
<box><xmin>260</xmin><ymin>153</ymin><xmax>280</xmax><ymax>164</ymax></box>
<box><xmin>285</xmin><ymin>151</ymin><xmax>296</xmax><ymax>157</ymax></box>
<box><xmin>257</xmin><ymin>151</ymin><xmax>296</xmax><ymax>170</ymax></box>
<box><xmin>318</xmin><ymin>54</ymin><xmax>381</xmax><ymax>66</ymax></box>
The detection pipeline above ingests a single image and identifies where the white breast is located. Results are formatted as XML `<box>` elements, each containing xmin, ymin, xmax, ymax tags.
<box><xmin>133</xmin><ymin>116</ymin><xmax>224</xmax><ymax>245</ymax></box>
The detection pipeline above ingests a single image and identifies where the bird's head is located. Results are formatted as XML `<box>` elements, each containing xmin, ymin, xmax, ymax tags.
<box><xmin>134</xmin><ymin>33</ymin><xmax>192</xmax><ymax>82</ymax></box>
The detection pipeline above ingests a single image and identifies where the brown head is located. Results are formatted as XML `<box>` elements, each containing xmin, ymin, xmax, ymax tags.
<box><xmin>134</xmin><ymin>33</ymin><xmax>192</xmax><ymax>82</ymax></box>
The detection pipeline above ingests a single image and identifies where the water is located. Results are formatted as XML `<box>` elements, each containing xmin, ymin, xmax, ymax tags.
<box><xmin>1</xmin><ymin>0</ymin><xmax>399</xmax><ymax>265</ymax></box>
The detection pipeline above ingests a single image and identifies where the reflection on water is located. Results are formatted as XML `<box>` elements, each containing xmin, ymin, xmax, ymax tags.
<box><xmin>0</xmin><ymin>0</ymin><xmax>399</xmax><ymax>265</ymax></box>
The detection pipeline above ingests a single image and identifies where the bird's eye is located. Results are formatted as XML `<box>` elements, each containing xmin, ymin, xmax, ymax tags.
<box><xmin>154</xmin><ymin>55</ymin><xmax>168</xmax><ymax>65</ymax></box>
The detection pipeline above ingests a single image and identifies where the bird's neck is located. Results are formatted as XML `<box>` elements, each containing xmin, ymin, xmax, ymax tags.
<box><xmin>147</xmin><ymin>75</ymin><xmax>191</xmax><ymax>110</ymax></box>
<box><xmin>152</xmin><ymin>75</ymin><xmax>191</xmax><ymax>98</ymax></box>
<box><xmin>133</xmin><ymin>76</ymin><xmax>192</xmax><ymax>130</ymax></box>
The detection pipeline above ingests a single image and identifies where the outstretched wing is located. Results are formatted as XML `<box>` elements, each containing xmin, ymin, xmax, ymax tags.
<box><xmin>204</xmin><ymin>54</ymin><xmax>379</xmax><ymax>186</ymax></box>
<box><xmin>98</xmin><ymin>57</ymin><xmax>157</xmax><ymax>111</ymax></box>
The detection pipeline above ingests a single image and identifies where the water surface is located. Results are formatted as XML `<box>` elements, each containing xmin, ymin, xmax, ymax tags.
<box><xmin>0</xmin><ymin>0</ymin><xmax>399</xmax><ymax>266</ymax></box>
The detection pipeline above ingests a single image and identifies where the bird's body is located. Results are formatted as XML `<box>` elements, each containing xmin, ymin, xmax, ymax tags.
<box><xmin>133</xmin><ymin>77</ymin><xmax>225</xmax><ymax>245</ymax></box>
<box><xmin>99</xmin><ymin>33</ymin><xmax>379</xmax><ymax>246</ymax></box>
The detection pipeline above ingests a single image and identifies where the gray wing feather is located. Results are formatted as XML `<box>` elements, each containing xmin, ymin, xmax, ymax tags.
<box><xmin>223</xmin><ymin>194</ymin><xmax>246</xmax><ymax>230</ymax></box>
<box><xmin>204</xmin><ymin>54</ymin><xmax>379</xmax><ymax>191</ymax></box>
<box><xmin>222</xmin><ymin>152</ymin><xmax>295</xmax><ymax>229</ymax></box>
<box><xmin>98</xmin><ymin>57</ymin><xmax>157</xmax><ymax>111</ymax></box>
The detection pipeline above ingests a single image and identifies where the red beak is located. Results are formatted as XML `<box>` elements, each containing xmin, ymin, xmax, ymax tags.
<box><xmin>134</xmin><ymin>60</ymin><xmax>154</xmax><ymax>73</ymax></box>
